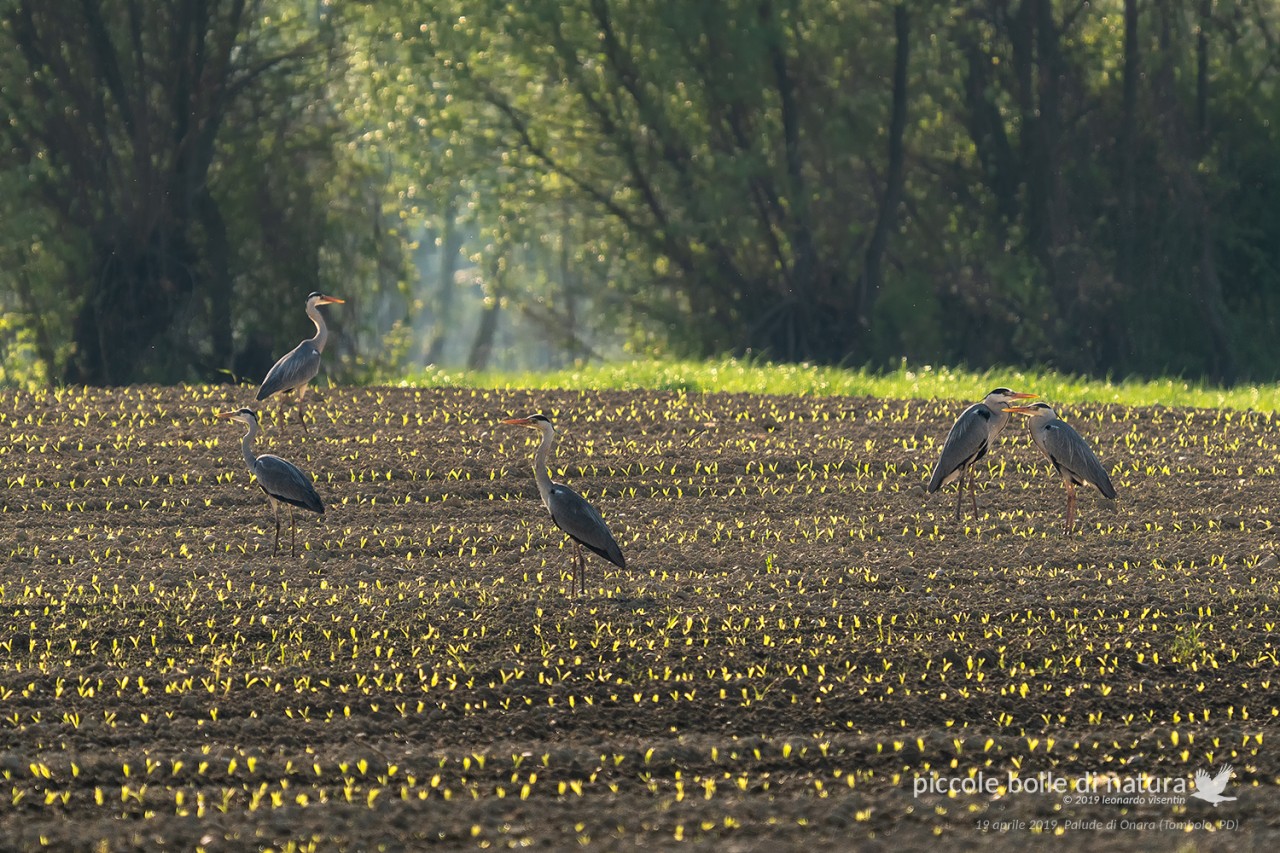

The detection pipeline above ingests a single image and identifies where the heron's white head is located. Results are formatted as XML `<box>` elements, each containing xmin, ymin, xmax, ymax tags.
<box><xmin>217</xmin><ymin>408</ymin><xmax>260</xmax><ymax>426</ymax></box>
<box><xmin>986</xmin><ymin>388</ymin><xmax>1037</xmax><ymax>406</ymax></box>
<box><xmin>502</xmin><ymin>413</ymin><xmax>555</xmax><ymax>433</ymax></box>
<box><xmin>1003</xmin><ymin>401</ymin><xmax>1056</xmax><ymax>419</ymax></box>
<box><xmin>307</xmin><ymin>291</ymin><xmax>345</xmax><ymax>308</ymax></box>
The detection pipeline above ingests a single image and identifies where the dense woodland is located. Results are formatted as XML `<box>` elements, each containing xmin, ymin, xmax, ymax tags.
<box><xmin>0</xmin><ymin>0</ymin><xmax>1277</xmax><ymax>386</ymax></box>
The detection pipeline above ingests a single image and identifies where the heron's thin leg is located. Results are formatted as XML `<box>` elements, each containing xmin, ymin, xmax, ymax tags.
<box><xmin>289</xmin><ymin>505</ymin><xmax>297</xmax><ymax>556</ymax></box>
<box><xmin>572</xmin><ymin>542</ymin><xmax>581</xmax><ymax>597</ymax></box>
<box><xmin>1065</xmin><ymin>481</ymin><xmax>1077</xmax><ymax>532</ymax></box>
<box><xmin>969</xmin><ymin>470</ymin><xmax>979</xmax><ymax>518</ymax></box>
<box><xmin>272</xmin><ymin>499</ymin><xmax>281</xmax><ymax>555</ymax></box>
<box><xmin>561</xmin><ymin>542</ymin><xmax>574</xmax><ymax>597</ymax></box>
<box><xmin>297</xmin><ymin>385</ymin><xmax>312</xmax><ymax>435</ymax></box>
<box><xmin>954</xmin><ymin>466</ymin><xmax>966</xmax><ymax>520</ymax></box>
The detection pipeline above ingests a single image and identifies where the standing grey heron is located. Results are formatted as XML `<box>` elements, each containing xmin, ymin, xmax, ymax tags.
<box><xmin>256</xmin><ymin>291</ymin><xmax>345</xmax><ymax>433</ymax></box>
<box><xmin>218</xmin><ymin>408</ymin><xmax>325</xmax><ymax>556</ymax></box>
<box><xmin>503</xmin><ymin>414</ymin><xmax>626</xmax><ymax>596</ymax></box>
<box><xmin>927</xmin><ymin>388</ymin><xmax>1038</xmax><ymax>519</ymax></box>
<box><xmin>1004</xmin><ymin>402</ymin><xmax>1116</xmax><ymax>531</ymax></box>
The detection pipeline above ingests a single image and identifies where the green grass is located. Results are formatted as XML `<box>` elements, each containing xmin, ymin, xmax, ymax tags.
<box><xmin>397</xmin><ymin>357</ymin><xmax>1280</xmax><ymax>412</ymax></box>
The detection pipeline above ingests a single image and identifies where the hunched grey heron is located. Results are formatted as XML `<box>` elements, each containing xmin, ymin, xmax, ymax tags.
<box><xmin>256</xmin><ymin>291</ymin><xmax>345</xmax><ymax>433</ymax></box>
<box><xmin>218</xmin><ymin>408</ymin><xmax>325</xmax><ymax>555</ymax></box>
<box><xmin>927</xmin><ymin>388</ymin><xmax>1038</xmax><ymax>519</ymax></box>
<box><xmin>503</xmin><ymin>414</ymin><xmax>626</xmax><ymax>597</ymax></box>
<box><xmin>1004</xmin><ymin>402</ymin><xmax>1116</xmax><ymax>531</ymax></box>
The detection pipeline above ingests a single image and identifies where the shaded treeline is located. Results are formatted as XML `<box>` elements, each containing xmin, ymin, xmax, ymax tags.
<box><xmin>1</xmin><ymin>0</ymin><xmax>1277</xmax><ymax>385</ymax></box>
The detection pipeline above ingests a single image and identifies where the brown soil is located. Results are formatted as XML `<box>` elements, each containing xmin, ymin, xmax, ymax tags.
<box><xmin>0</xmin><ymin>385</ymin><xmax>1276</xmax><ymax>851</ymax></box>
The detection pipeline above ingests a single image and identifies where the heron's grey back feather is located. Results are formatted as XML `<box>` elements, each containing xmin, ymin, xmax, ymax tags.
<box><xmin>257</xmin><ymin>342</ymin><xmax>321</xmax><ymax>400</ymax></box>
<box><xmin>253</xmin><ymin>453</ymin><xmax>324</xmax><ymax>514</ymax></box>
<box><xmin>547</xmin><ymin>484</ymin><xmax>625</xmax><ymax>568</ymax></box>
<box><xmin>927</xmin><ymin>402</ymin><xmax>1006</xmax><ymax>492</ymax></box>
<box><xmin>1033</xmin><ymin>419</ymin><xmax>1116</xmax><ymax>500</ymax></box>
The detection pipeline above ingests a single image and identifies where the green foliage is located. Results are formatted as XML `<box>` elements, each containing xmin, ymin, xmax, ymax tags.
<box><xmin>0</xmin><ymin>202</ymin><xmax>71</xmax><ymax>387</ymax></box>
<box><xmin>0</xmin><ymin>0</ymin><xmax>403</xmax><ymax>385</ymax></box>
<box><xmin>4</xmin><ymin>1</ymin><xmax>1280</xmax><ymax>384</ymax></box>
<box><xmin>0</xmin><ymin>315</ymin><xmax>45</xmax><ymax>389</ymax></box>
<box><xmin>365</xmin><ymin>0</ymin><xmax>1280</xmax><ymax>379</ymax></box>
<box><xmin>1170</xmin><ymin>623</ymin><xmax>1208</xmax><ymax>666</ymax></box>
<box><xmin>397</xmin><ymin>357</ymin><xmax>1280</xmax><ymax>412</ymax></box>
<box><xmin>377</xmin><ymin>0</ymin><xmax>913</xmax><ymax>362</ymax></box>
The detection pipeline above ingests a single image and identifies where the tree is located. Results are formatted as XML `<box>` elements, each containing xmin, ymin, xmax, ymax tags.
<box><xmin>391</xmin><ymin>0</ymin><xmax>915</xmax><ymax>363</ymax></box>
<box><xmin>942</xmin><ymin>0</ymin><xmax>1280</xmax><ymax>381</ymax></box>
<box><xmin>0</xmin><ymin>0</ymin><xmax>392</xmax><ymax>385</ymax></box>
<box><xmin>8</xmin><ymin>0</ymin><xmax>1280</xmax><ymax>385</ymax></box>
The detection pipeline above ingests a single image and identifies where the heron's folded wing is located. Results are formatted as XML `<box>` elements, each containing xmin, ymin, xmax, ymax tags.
<box><xmin>1042</xmin><ymin>422</ymin><xmax>1116</xmax><ymax>500</ymax></box>
<box><xmin>255</xmin><ymin>454</ymin><xmax>324</xmax><ymax>513</ymax></box>
<box><xmin>257</xmin><ymin>343</ymin><xmax>321</xmax><ymax>400</ymax></box>
<box><xmin>548</xmin><ymin>484</ymin><xmax>625</xmax><ymax>568</ymax></box>
<box><xmin>927</xmin><ymin>404</ymin><xmax>990</xmax><ymax>492</ymax></box>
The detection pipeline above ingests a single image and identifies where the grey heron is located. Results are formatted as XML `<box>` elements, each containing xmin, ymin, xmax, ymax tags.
<box><xmin>503</xmin><ymin>414</ymin><xmax>626</xmax><ymax>596</ymax></box>
<box><xmin>218</xmin><ymin>408</ymin><xmax>325</xmax><ymax>555</ymax></box>
<box><xmin>927</xmin><ymin>388</ymin><xmax>1038</xmax><ymax>519</ymax></box>
<box><xmin>256</xmin><ymin>291</ymin><xmax>345</xmax><ymax>433</ymax></box>
<box><xmin>1004</xmin><ymin>402</ymin><xmax>1116</xmax><ymax>531</ymax></box>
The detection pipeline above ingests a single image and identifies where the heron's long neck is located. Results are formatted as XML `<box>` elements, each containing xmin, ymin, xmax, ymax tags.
<box><xmin>306</xmin><ymin>301</ymin><xmax>329</xmax><ymax>353</ymax></box>
<box><xmin>1031</xmin><ymin>413</ymin><xmax>1056</xmax><ymax>436</ymax></box>
<box><xmin>240</xmin><ymin>420</ymin><xmax>260</xmax><ymax>471</ymax></box>
<box><xmin>531</xmin><ymin>425</ymin><xmax>557</xmax><ymax>509</ymax></box>
<box><xmin>987</xmin><ymin>405</ymin><xmax>1011</xmax><ymax>438</ymax></box>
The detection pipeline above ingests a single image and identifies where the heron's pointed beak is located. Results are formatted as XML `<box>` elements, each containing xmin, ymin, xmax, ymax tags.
<box><xmin>215</xmin><ymin>411</ymin><xmax>236</xmax><ymax>419</ymax></box>
<box><xmin>502</xmin><ymin>417</ymin><xmax>534</xmax><ymax>427</ymax></box>
<box><xmin>318</xmin><ymin>296</ymin><xmax>345</xmax><ymax>305</ymax></box>
<box><xmin>1010</xmin><ymin>392</ymin><xmax>1038</xmax><ymax>400</ymax></box>
<box><xmin>1003</xmin><ymin>405</ymin><xmax>1038</xmax><ymax>415</ymax></box>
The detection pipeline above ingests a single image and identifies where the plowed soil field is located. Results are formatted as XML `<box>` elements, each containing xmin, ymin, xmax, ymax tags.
<box><xmin>1</xmin><ymin>384</ymin><xmax>1277</xmax><ymax>851</ymax></box>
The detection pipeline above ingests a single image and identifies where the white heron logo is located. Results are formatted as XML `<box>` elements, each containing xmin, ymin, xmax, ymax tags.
<box><xmin>1190</xmin><ymin>764</ymin><xmax>1237</xmax><ymax>806</ymax></box>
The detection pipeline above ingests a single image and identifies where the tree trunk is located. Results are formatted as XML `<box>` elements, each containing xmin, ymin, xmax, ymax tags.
<box><xmin>64</xmin><ymin>233</ymin><xmax>195</xmax><ymax>385</ymax></box>
<box><xmin>959</xmin><ymin>19</ymin><xmax>1019</xmax><ymax>228</ymax></box>
<box><xmin>1103</xmin><ymin>0</ymin><xmax>1140</xmax><ymax>369</ymax></box>
<box><xmin>857</xmin><ymin>4</ymin><xmax>909</xmax><ymax>348</ymax></box>
<box><xmin>1192</xmin><ymin>0</ymin><xmax>1235</xmax><ymax>381</ymax></box>
<box><xmin>762</xmin><ymin>0</ymin><xmax>813</xmax><ymax>361</ymax></box>
<box><xmin>199</xmin><ymin>188</ymin><xmax>233</xmax><ymax>378</ymax></box>
<box><xmin>468</xmin><ymin>252</ymin><xmax>506</xmax><ymax>371</ymax></box>
<box><xmin>1025</xmin><ymin>0</ymin><xmax>1069</xmax><ymax>313</ymax></box>
<box><xmin>467</xmin><ymin>300</ymin><xmax>502</xmax><ymax>371</ymax></box>
<box><xmin>558</xmin><ymin>206</ymin><xmax>582</xmax><ymax>366</ymax></box>
<box><xmin>1197</xmin><ymin>226</ymin><xmax>1235</xmax><ymax>382</ymax></box>
<box><xmin>1118</xmin><ymin>0</ymin><xmax>1138</xmax><ymax>293</ymax></box>
<box><xmin>425</xmin><ymin>193</ymin><xmax>462</xmax><ymax>365</ymax></box>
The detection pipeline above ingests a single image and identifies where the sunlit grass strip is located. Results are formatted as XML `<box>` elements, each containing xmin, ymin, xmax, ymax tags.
<box><xmin>397</xmin><ymin>358</ymin><xmax>1280</xmax><ymax>411</ymax></box>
